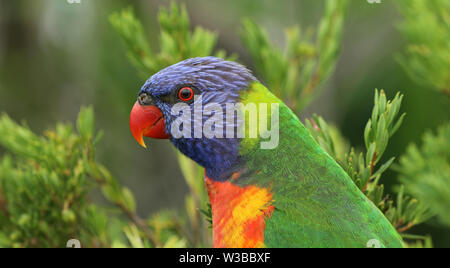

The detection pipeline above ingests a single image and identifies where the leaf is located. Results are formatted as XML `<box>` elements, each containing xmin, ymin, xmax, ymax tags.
<box><xmin>121</xmin><ymin>187</ymin><xmax>136</xmax><ymax>213</ymax></box>
<box><xmin>77</xmin><ymin>106</ymin><xmax>95</xmax><ymax>141</ymax></box>
<box><xmin>371</xmin><ymin>157</ymin><xmax>395</xmax><ymax>179</ymax></box>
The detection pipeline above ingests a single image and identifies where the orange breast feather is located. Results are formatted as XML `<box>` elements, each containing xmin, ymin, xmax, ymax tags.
<box><xmin>205</xmin><ymin>176</ymin><xmax>274</xmax><ymax>248</ymax></box>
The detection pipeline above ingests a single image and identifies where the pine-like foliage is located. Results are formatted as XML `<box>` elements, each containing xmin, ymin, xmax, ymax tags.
<box><xmin>0</xmin><ymin>108</ymin><xmax>189</xmax><ymax>248</ymax></box>
<box><xmin>395</xmin><ymin>124</ymin><xmax>450</xmax><ymax>227</ymax></box>
<box><xmin>241</xmin><ymin>0</ymin><xmax>348</xmax><ymax>113</ymax></box>
<box><xmin>109</xmin><ymin>4</ymin><xmax>233</xmax><ymax>80</ymax></box>
<box><xmin>394</xmin><ymin>0</ymin><xmax>450</xmax><ymax>243</ymax></box>
<box><xmin>396</xmin><ymin>0</ymin><xmax>450</xmax><ymax>95</ymax></box>
<box><xmin>0</xmin><ymin>108</ymin><xmax>118</xmax><ymax>247</ymax></box>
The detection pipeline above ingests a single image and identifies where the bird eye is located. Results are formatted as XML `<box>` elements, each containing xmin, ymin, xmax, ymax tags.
<box><xmin>138</xmin><ymin>93</ymin><xmax>150</xmax><ymax>105</ymax></box>
<box><xmin>178</xmin><ymin>87</ymin><xmax>194</xmax><ymax>102</ymax></box>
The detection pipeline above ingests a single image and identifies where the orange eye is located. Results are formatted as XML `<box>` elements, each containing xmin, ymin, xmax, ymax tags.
<box><xmin>178</xmin><ymin>87</ymin><xmax>194</xmax><ymax>102</ymax></box>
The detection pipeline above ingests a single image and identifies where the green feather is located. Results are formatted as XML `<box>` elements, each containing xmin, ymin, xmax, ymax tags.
<box><xmin>238</xmin><ymin>82</ymin><xmax>403</xmax><ymax>248</ymax></box>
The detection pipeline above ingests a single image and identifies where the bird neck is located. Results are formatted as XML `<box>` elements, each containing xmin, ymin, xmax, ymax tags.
<box><xmin>170</xmin><ymin>136</ymin><xmax>242</xmax><ymax>181</ymax></box>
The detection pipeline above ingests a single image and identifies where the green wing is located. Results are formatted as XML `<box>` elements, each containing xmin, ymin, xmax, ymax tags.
<box><xmin>240</xmin><ymin>84</ymin><xmax>403</xmax><ymax>248</ymax></box>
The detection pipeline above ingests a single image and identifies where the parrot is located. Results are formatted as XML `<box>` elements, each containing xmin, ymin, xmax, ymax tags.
<box><xmin>129</xmin><ymin>56</ymin><xmax>403</xmax><ymax>248</ymax></box>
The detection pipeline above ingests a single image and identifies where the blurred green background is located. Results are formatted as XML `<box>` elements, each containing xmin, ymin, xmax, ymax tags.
<box><xmin>0</xmin><ymin>0</ymin><xmax>448</xmax><ymax>247</ymax></box>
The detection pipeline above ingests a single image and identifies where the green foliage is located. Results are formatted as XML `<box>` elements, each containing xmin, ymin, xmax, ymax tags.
<box><xmin>0</xmin><ymin>108</ymin><xmax>192</xmax><ymax>248</ymax></box>
<box><xmin>393</xmin><ymin>0</ymin><xmax>450</xmax><ymax>247</ymax></box>
<box><xmin>394</xmin><ymin>0</ymin><xmax>450</xmax><ymax>244</ymax></box>
<box><xmin>306</xmin><ymin>90</ymin><xmax>432</xmax><ymax>240</ymax></box>
<box><xmin>307</xmin><ymin>90</ymin><xmax>405</xmax><ymax>190</ymax></box>
<box><xmin>110</xmin><ymin>3</ymin><xmax>233</xmax><ymax>79</ymax></box>
<box><xmin>396</xmin><ymin>0</ymin><xmax>450</xmax><ymax>95</ymax></box>
<box><xmin>402</xmin><ymin>234</ymin><xmax>433</xmax><ymax>248</ymax></box>
<box><xmin>395</xmin><ymin>124</ymin><xmax>450</xmax><ymax>227</ymax></box>
<box><xmin>0</xmin><ymin>108</ymin><xmax>110</xmax><ymax>247</ymax></box>
<box><xmin>241</xmin><ymin>0</ymin><xmax>349</xmax><ymax>113</ymax></box>
<box><xmin>177</xmin><ymin>152</ymin><xmax>211</xmax><ymax>245</ymax></box>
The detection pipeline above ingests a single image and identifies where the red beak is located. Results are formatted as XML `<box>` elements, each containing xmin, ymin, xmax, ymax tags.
<box><xmin>130</xmin><ymin>101</ymin><xmax>170</xmax><ymax>148</ymax></box>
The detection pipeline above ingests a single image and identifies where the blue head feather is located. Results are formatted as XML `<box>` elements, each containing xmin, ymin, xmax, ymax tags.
<box><xmin>139</xmin><ymin>57</ymin><xmax>257</xmax><ymax>181</ymax></box>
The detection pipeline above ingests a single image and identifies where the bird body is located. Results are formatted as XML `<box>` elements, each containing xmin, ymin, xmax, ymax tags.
<box><xmin>129</xmin><ymin>57</ymin><xmax>404</xmax><ymax>248</ymax></box>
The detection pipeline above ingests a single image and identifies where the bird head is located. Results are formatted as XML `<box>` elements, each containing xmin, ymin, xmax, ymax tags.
<box><xmin>129</xmin><ymin>57</ymin><xmax>257</xmax><ymax>179</ymax></box>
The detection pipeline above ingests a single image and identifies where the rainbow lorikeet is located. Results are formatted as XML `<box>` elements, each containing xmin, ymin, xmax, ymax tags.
<box><xmin>129</xmin><ymin>57</ymin><xmax>403</xmax><ymax>248</ymax></box>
